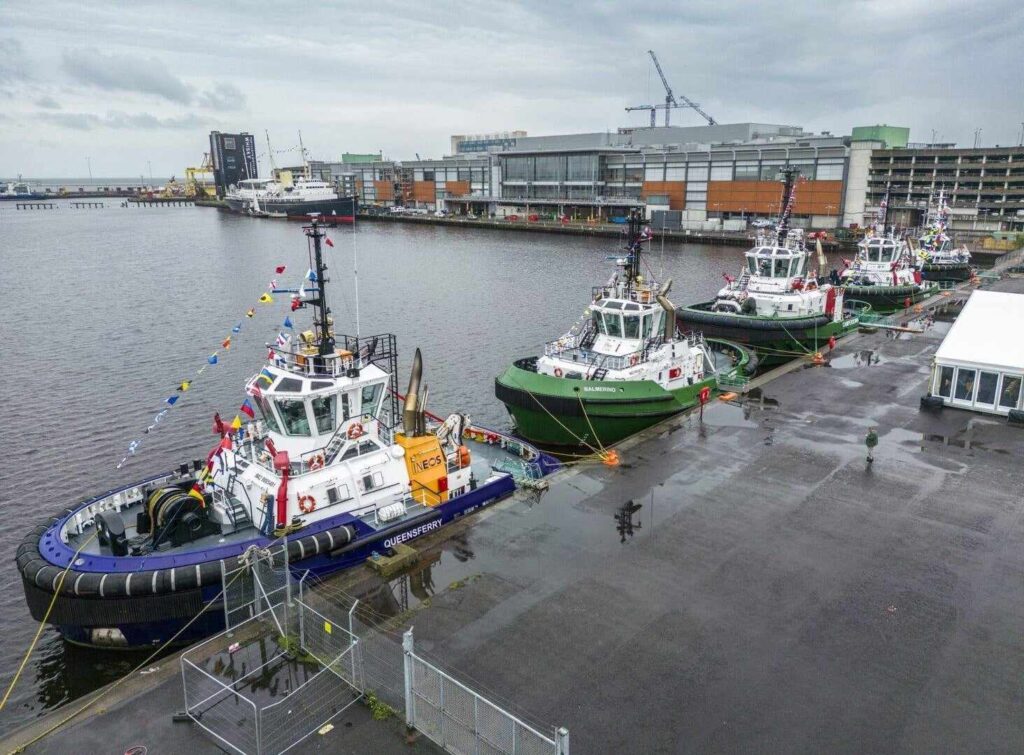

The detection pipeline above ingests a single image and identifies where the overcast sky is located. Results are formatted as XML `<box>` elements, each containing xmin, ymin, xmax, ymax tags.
<box><xmin>1</xmin><ymin>0</ymin><xmax>1022</xmax><ymax>178</ymax></box>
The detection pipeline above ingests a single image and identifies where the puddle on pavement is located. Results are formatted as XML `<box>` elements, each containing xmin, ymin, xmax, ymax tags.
<box><xmin>829</xmin><ymin>349</ymin><xmax>887</xmax><ymax>369</ymax></box>
<box><xmin>744</xmin><ymin>388</ymin><xmax>780</xmax><ymax>407</ymax></box>
<box><xmin>702</xmin><ymin>401</ymin><xmax>759</xmax><ymax>428</ymax></box>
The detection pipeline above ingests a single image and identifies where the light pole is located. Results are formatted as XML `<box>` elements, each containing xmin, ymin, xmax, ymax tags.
<box><xmin>973</xmin><ymin>128</ymin><xmax>982</xmax><ymax>149</ymax></box>
<box><xmin>86</xmin><ymin>156</ymin><xmax>92</xmax><ymax>182</ymax></box>
<box><xmin>147</xmin><ymin>161</ymin><xmax>153</xmax><ymax>184</ymax></box>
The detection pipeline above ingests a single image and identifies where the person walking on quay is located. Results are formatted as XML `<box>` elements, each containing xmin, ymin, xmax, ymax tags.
<box><xmin>865</xmin><ymin>427</ymin><xmax>879</xmax><ymax>464</ymax></box>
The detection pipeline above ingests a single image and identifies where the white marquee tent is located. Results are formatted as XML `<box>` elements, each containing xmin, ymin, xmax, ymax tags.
<box><xmin>931</xmin><ymin>290</ymin><xmax>1024</xmax><ymax>415</ymax></box>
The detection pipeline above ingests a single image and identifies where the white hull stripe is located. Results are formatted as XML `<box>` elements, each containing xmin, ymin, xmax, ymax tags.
<box><xmin>125</xmin><ymin>573</ymin><xmax>132</xmax><ymax>596</ymax></box>
<box><xmin>326</xmin><ymin>530</ymin><xmax>335</xmax><ymax>549</ymax></box>
<box><xmin>197</xmin><ymin>564</ymin><xmax>202</xmax><ymax>587</ymax></box>
<box><xmin>297</xmin><ymin>539</ymin><xmax>305</xmax><ymax>560</ymax></box>
<box><xmin>152</xmin><ymin>571</ymin><xmax>159</xmax><ymax>593</ymax></box>
<box><xmin>171</xmin><ymin>569</ymin><xmax>176</xmax><ymax>592</ymax></box>
<box><xmin>74</xmin><ymin>573</ymin><xmax>85</xmax><ymax>596</ymax></box>
<box><xmin>99</xmin><ymin>574</ymin><xmax>108</xmax><ymax>598</ymax></box>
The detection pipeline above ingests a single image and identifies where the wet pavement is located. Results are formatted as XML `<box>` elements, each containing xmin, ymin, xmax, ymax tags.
<box><xmin>11</xmin><ymin>279</ymin><xmax>1024</xmax><ymax>754</ymax></box>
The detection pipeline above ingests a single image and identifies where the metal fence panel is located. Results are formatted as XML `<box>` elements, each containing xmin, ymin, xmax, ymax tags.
<box><xmin>182</xmin><ymin>657</ymin><xmax>260</xmax><ymax>755</ymax></box>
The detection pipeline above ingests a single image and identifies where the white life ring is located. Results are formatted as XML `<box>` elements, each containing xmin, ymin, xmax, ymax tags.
<box><xmin>347</xmin><ymin>422</ymin><xmax>364</xmax><ymax>440</ymax></box>
<box><xmin>553</xmin><ymin>367</ymin><xmax>563</xmax><ymax>377</ymax></box>
<box><xmin>629</xmin><ymin>354</ymin><xmax>639</xmax><ymax>366</ymax></box>
<box><xmin>308</xmin><ymin>453</ymin><xmax>325</xmax><ymax>471</ymax></box>
<box><xmin>298</xmin><ymin>494</ymin><xmax>316</xmax><ymax>513</ymax></box>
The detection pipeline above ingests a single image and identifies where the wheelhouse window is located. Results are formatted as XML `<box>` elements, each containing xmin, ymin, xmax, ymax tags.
<box><xmin>641</xmin><ymin>313</ymin><xmax>653</xmax><ymax>339</ymax></box>
<box><xmin>773</xmin><ymin>259</ymin><xmax>789</xmax><ymax>278</ymax></box>
<box><xmin>747</xmin><ymin>256</ymin><xmax>757</xmax><ymax>274</ymax></box>
<box><xmin>756</xmin><ymin>257</ymin><xmax>772</xmax><ymax>277</ymax></box>
<box><xmin>623</xmin><ymin>314</ymin><xmax>640</xmax><ymax>339</ymax></box>
<box><xmin>254</xmin><ymin>394</ymin><xmax>281</xmax><ymax>433</ymax></box>
<box><xmin>603</xmin><ymin>312</ymin><xmax>622</xmax><ymax>337</ymax></box>
<box><xmin>935</xmin><ymin>366</ymin><xmax>954</xmax><ymax>398</ymax></box>
<box><xmin>954</xmin><ymin>368</ymin><xmax>976</xmax><ymax>401</ymax></box>
<box><xmin>361</xmin><ymin>383</ymin><xmax>383</xmax><ymax>417</ymax></box>
<box><xmin>592</xmin><ymin>310</ymin><xmax>606</xmax><ymax>335</ymax></box>
<box><xmin>276</xmin><ymin>398</ymin><xmax>311</xmax><ymax>435</ymax></box>
<box><xmin>275</xmin><ymin>377</ymin><xmax>304</xmax><ymax>393</ymax></box>
<box><xmin>311</xmin><ymin>394</ymin><xmax>336</xmax><ymax>433</ymax></box>
<box><xmin>999</xmin><ymin>374</ymin><xmax>1022</xmax><ymax>409</ymax></box>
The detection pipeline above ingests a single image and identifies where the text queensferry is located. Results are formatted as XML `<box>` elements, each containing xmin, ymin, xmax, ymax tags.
<box><xmin>383</xmin><ymin>518</ymin><xmax>444</xmax><ymax>549</ymax></box>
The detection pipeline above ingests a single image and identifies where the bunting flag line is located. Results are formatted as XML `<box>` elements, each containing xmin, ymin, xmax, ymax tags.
<box><xmin>116</xmin><ymin>259</ymin><xmax>313</xmax><ymax>470</ymax></box>
<box><xmin>290</xmin><ymin>298</ymin><xmax>301</xmax><ymax>312</ymax></box>
<box><xmin>325</xmin><ymin>237</ymin><xmax>334</xmax><ymax>247</ymax></box>
<box><xmin>275</xmin><ymin>332</ymin><xmax>290</xmax><ymax>348</ymax></box>
<box><xmin>306</xmin><ymin>268</ymin><xmax>317</xmax><ymax>282</ymax></box>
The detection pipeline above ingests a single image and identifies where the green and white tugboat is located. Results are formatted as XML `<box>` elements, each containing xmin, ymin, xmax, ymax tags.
<box><xmin>677</xmin><ymin>167</ymin><xmax>859</xmax><ymax>366</ymax></box>
<box><xmin>841</xmin><ymin>185</ymin><xmax>938</xmax><ymax>312</ymax></box>
<box><xmin>913</xmin><ymin>190</ymin><xmax>973</xmax><ymax>282</ymax></box>
<box><xmin>495</xmin><ymin>211</ymin><xmax>754</xmax><ymax>448</ymax></box>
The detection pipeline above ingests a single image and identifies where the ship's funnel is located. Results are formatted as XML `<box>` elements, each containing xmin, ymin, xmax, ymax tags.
<box><xmin>418</xmin><ymin>385</ymin><xmax>430</xmax><ymax>437</ymax></box>
<box><xmin>404</xmin><ymin>348</ymin><xmax>422</xmax><ymax>434</ymax></box>
<box><xmin>655</xmin><ymin>277</ymin><xmax>675</xmax><ymax>341</ymax></box>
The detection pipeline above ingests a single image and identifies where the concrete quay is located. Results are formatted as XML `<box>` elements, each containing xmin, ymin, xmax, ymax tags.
<box><xmin>9</xmin><ymin>278</ymin><xmax>1024</xmax><ymax>754</ymax></box>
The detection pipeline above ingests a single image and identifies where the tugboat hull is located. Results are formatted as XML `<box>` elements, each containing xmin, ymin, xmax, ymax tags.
<box><xmin>677</xmin><ymin>305</ymin><xmax>859</xmax><ymax>366</ymax></box>
<box><xmin>842</xmin><ymin>282</ymin><xmax>937</xmax><ymax>313</ymax></box>
<box><xmin>495</xmin><ymin>340</ymin><xmax>753</xmax><ymax>447</ymax></box>
<box><xmin>920</xmin><ymin>263</ymin><xmax>973</xmax><ymax>282</ymax></box>
<box><xmin>18</xmin><ymin>474</ymin><xmax>514</xmax><ymax>648</ymax></box>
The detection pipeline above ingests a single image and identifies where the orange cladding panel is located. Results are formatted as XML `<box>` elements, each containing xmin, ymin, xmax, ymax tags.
<box><xmin>445</xmin><ymin>180</ymin><xmax>470</xmax><ymax>197</ymax></box>
<box><xmin>373</xmin><ymin>180</ymin><xmax>394</xmax><ymax>200</ymax></box>
<box><xmin>707</xmin><ymin>180</ymin><xmax>843</xmax><ymax>215</ymax></box>
<box><xmin>641</xmin><ymin>181</ymin><xmax>686</xmax><ymax>210</ymax></box>
<box><xmin>411</xmin><ymin>181</ymin><xmax>436</xmax><ymax>202</ymax></box>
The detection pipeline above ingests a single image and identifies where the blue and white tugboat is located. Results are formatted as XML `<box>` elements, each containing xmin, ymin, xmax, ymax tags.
<box><xmin>17</xmin><ymin>219</ymin><xmax>553</xmax><ymax>648</ymax></box>
<box><xmin>915</xmin><ymin>190</ymin><xmax>973</xmax><ymax>282</ymax></box>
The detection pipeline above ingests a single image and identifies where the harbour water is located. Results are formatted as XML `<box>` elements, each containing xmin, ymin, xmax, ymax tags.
<box><xmin>0</xmin><ymin>199</ymin><xmax>846</xmax><ymax>734</ymax></box>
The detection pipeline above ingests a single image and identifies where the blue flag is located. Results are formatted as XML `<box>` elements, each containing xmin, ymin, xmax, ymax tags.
<box><xmin>283</xmin><ymin>316</ymin><xmax>293</xmax><ymax>329</ymax></box>
<box><xmin>232</xmin><ymin>323</ymin><xmax>241</xmax><ymax>333</ymax></box>
<box><xmin>208</xmin><ymin>353</ymin><xmax>218</xmax><ymax>365</ymax></box>
<box><xmin>306</xmin><ymin>268</ymin><xmax>317</xmax><ymax>282</ymax></box>
<box><xmin>166</xmin><ymin>395</ymin><xmax>179</xmax><ymax>406</ymax></box>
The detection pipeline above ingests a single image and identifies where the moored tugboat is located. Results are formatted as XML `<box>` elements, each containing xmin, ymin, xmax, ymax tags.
<box><xmin>677</xmin><ymin>168</ymin><xmax>859</xmax><ymax>366</ymax></box>
<box><xmin>914</xmin><ymin>190</ymin><xmax>973</xmax><ymax>282</ymax></box>
<box><xmin>17</xmin><ymin>218</ymin><xmax>553</xmax><ymax>649</ymax></box>
<box><xmin>841</xmin><ymin>186</ymin><xmax>938</xmax><ymax>312</ymax></box>
<box><xmin>495</xmin><ymin>211</ymin><xmax>754</xmax><ymax>448</ymax></box>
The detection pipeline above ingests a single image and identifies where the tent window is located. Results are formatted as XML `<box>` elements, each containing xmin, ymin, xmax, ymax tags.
<box><xmin>935</xmin><ymin>366</ymin><xmax>954</xmax><ymax>398</ymax></box>
<box><xmin>976</xmin><ymin>372</ymin><xmax>998</xmax><ymax>406</ymax></box>
<box><xmin>999</xmin><ymin>374</ymin><xmax>1022</xmax><ymax>409</ymax></box>
<box><xmin>954</xmin><ymin>368</ymin><xmax>976</xmax><ymax>401</ymax></box>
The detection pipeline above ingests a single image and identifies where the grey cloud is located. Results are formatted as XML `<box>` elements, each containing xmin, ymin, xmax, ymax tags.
<box><xmin>61</xmin><ymin>47</ymin><xmax>193</xmax><ymax>103</ymax></box>
<box><xmin>0</xmin><ymin>38</ymin><xmax>27</xmax><ymax>83</ymax></box>
<box><xmin>35</xmin><ymin>95</ymin><xmax>61</xmax><ymax>110</ymax></box>
<box><xmin>38</xmin><ymin>110</ymin><xmax>202</xmax><ymax>130</ymax></box>
<box><xmin>197</xmin><ymin>82</ymin><xmax>246</xmax><ymax>112</ymax></box>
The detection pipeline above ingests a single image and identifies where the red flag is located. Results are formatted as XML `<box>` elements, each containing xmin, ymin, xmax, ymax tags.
<box><xmin>275</xmin><ymin>265</ymin><xmax>286</xmax><ymax>274</ymax></box>
<box><xmin>222</xmin><ymin>336</ymin><xmax>231</xmax><ymax>349</ymax></box>
<box><xmin>325</xmin><ymin>237</ymin><xmax>334</xmax><ymax>247</ymax></box>
<box><xmin>249</xmin><ymin>384</ymin><xmax>263</xmax><ymax>399</ymax></box>
<box><xmin>291</xmin><ymin>298</ymin><xmax>301</xmax><ymax>311</ymax></box>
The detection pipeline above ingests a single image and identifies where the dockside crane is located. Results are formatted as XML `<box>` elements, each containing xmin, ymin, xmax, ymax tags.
<box><xmin>625</xmin><ymin>50</ymin><xmax>718</xmax><ymax>127</ymax></box>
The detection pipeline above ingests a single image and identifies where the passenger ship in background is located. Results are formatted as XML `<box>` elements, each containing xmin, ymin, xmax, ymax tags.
<box><xmin>225</xmin><ymin>177</ymin><xmax>357</xmax><ymax>223</ymax></box>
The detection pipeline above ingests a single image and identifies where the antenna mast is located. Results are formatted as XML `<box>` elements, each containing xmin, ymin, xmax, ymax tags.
<box><xmin>304</xmin><ymin>218</ymin><xmax>334</xmax><ymax>356</ymax></box>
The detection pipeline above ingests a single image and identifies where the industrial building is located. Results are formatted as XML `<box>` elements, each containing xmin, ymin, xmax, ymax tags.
<box><xmin>450</xmin><ymin>131</ymin><xmax>526</xmax><ymax>155</ymax></box>
<box><xmin>208</xmin><ymin>131</ymin><xmax>257</xmax><ymax>197</ymax></box>
<box><xmin>865</xmin><ymin>144</ymin><xmax>1024</xmax><ymax>232</ymax></box>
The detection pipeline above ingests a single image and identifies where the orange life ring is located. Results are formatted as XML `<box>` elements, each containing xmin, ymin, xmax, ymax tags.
<box><xmin>347</xmin><ymin>422</ymin><xmax>364</xmax><ymax>440</ymax></box>
<box><xmin>298</xmin><ymin>494</ymin><xmax>316</xmax><ymax>513</ymax></box>
<box><xmin>308</xmin><ymin>453</ymin><xmax>324</xmax><ymax>471</ymax></box>
<box><xmin>629</xmin><ymin>355</ymin><xmax>639</xmax><ymax>366</ymax></box>
<box><xmin>553</xmin><ymin>367</ymin><xmax>563</xmax><ymax>377</ymax></box>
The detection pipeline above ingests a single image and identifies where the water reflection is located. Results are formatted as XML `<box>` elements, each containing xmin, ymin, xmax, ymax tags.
<box><xmin>615</xmin><ymin>500</ymin><xmax>643</xmax><ymax>543</ymax></box>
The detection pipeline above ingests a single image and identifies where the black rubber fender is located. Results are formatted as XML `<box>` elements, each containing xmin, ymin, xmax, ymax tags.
<box><xmin>680</xmin><ymin>306</ymin><xmax>831</xmax><ymax>333</ymax></box>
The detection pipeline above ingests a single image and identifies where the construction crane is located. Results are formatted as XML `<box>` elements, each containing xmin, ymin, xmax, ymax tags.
<box><xmin>184</xmin><ymin>153</ymin><xmax>216</xmax><ymax>198</ymax></box>
<box><xmin>625</xmin><ymin>50</ymin><xmax>717</xmax><ymax>127</ymax></box>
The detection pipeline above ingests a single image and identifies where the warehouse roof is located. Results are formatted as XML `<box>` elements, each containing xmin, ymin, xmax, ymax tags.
<box><xmin>935</xmin><ymin>290</ymin><xmax>1024</xmax><ymax>372</ymax></box>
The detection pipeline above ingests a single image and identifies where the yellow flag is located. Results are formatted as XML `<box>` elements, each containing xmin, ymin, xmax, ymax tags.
<box><xmin>231</xmin><ymin>415</ymin><xmax>242</xmax><ymax>430</ymax></box>
<box><xmin>178</xmin><ymin>380</ymin><xmax>191</xmax><ymax>392</ymax></box>
<box><xmin>259</xmin><ymin>293</ymin><xmax>273</xmax><ymax>303</ymax></box>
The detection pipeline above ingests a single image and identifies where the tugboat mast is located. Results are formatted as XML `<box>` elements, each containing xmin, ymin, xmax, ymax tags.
<box><xmin>304</xmin><ymin>217</ymin><xmax>335</xmax><ymax>356</ymax></box>
<box><xmin>775</xmin><ymin>167</ymin><xmax>799</xmax><ymax>244</ymax></box>
<box><xmin>624</xmin><ymin>208</ymin><xmax>645</xmax><ymax>296</ymax></box>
